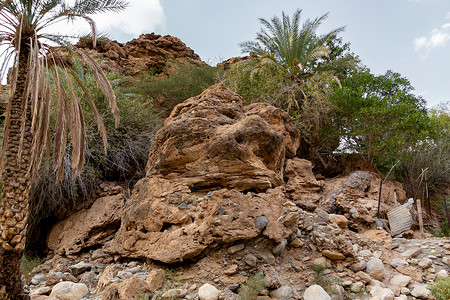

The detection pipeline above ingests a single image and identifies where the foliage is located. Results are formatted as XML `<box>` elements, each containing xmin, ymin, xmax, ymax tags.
<box><xmin>239</xmin><ymin>9</ymin><xmax>357</xmax><ymax>81</ymax></box>
<box><xmin>430</xmin><ymin>276</ymin><xmax>450</xmax><ymax>300</ymax></box>
<box><xmin>20</xmin><ymin>255</ymin><xmax>42</xmax><ymax>284</ymax></box>
<box><xmin>138</xmin><ymin>62</ymin><xmax>219</xmax><ymax>116</ymax></box>
<box><xmin>240</xmin><ymin>272</ymin><xmax>265</xmax><ymax>300</ymax></box>
<box><xmin>399</xmin><ymin>104</ymin><xmax>449</xmax><ymax>200</ymax></box>
<box><xmin>329</xmin><ymin>69</ymin><xmax>432</xmax><ymax>170</ymax></box>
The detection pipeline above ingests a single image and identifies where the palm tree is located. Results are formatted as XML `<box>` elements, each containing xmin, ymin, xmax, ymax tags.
<box><xmin>0</xmin><ymin>1</ymin><xmax>128</xmax><ymax>298</ymax></box>
<box><xmin>239</xmin><ymin>9</ymin><xmax>356</xmax><ymax>82</ymax></box>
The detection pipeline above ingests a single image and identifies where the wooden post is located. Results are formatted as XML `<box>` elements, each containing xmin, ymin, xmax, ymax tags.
<box><xmin>417</xmin><ymin>199</ymin><xmax>424</xmax><ymax>237</ymax></box>
<box><xmin>377</xmin><ymin>180</ymin><xmax>383</xmax><ymax>218</ymax></box>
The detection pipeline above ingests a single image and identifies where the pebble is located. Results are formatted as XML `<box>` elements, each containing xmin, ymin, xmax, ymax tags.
<box><xmin>303</xmin><ymin>284</ymin><xmax>331</xmax><ymax>300</ymax></box>
<box><xmin>198</xmin><ymin>283</ymin><xmax>220</xmax><ymax>300</ymax></box>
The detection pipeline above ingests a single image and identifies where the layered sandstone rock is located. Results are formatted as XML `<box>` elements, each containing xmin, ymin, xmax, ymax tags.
<box><xmin>77</xmin><ymin>33</ymin><xmax>202</xmax><ymax>75</ymax></box>
<box><xmin>146</xmin><ymin>83</ymin><xmax>299</xmax><ymax>192</ymax></box>
<box><xmin>47</xmin><ymin>194</ymin><xmax>124</xmax><ymax>255</ymax></box>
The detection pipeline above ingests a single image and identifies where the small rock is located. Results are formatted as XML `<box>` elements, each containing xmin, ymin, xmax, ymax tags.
<box><xmin>436</xmin><ymin>269</ymin><xmax>448</xmax><ymax>278</ymax></box>
<box><xmin>329</xmin><ymin>214</ymin><xmax>348</xmax><ymax>229</ymax></box>
<box><xmin>272</xmin><ymin>239</ymin><xmax>287</xmax><ymax>255</ymax></box>
<box><xmin>270</xmin><ymin>285</ymin><xmax>293</xmax><ymax>299</ymax></box>
<box><xmin>411</xmin><ymin>285</ymin><xmax>431</xmax><ymax>299</ymax></box>
<box><xmin>258</xmin><ymin>251</ymin><xmax>276</xmax><ymax>265</ymax></box>
<box><xmin>366</xmin><ymin>258</ymin><xmax>385</xmax><ymax>281</ymax></box>
<box><xmin>254</xmin><ymin>216</ymin><xmax>270</xmax><ymax>230</ymax></box>
<box><xmin>350</xmin><ymin>282</ymin><xmax>365</xmax><ymax>293</ymax></box>
<box><xmin>418</xmin><ymin>258</ymin><xmax>432</xmax><ymax>269</ymax></box>
<box><xmin>228</xmin><ymin>284</ymin><xmax>239</xmax><ymax>293</ymax></box>
<box><xmin>351</xmin><ymin>260</ymin><xmax>367</xmax><ymax>272</ymax></box>
<box><xmin>31</xmin><ymin>286</ymin><xmax>52</xmax><ymax>295</ymax></box>
<box><xmin>244</xmin><ymin>254</ymin><xmax>257</xmax><ymax>267</ymax></box>
<box><xmin>45</xmin><ymin>273</ymin><xmax>61</xmax><ymax>286</ymax></box>
<box><xmin>322</xmin><ymin>249</ymin><xmax>345</xmax><ymax>260</ymax></box>
<box><xmin>394</xmin><ymin>295</ymin><xmax>407</xmax><ymax>300</ymax></box>
<box><xmin>161</xmin><ymin>288</ymin><xmax>188</xmax><ymax>299</ymax></box>
<box><xmin>223</xmin><ymin>264</ymin><xmax>238</xmax><ymax>275</ymax></box>
<box><xmin>370</xmin><ymin>286</ymin><xmax>394</xmax><ymax>300</ymax></box>
<box><xmin>198</xmin><ymin>283</ymin><xmax>220</xmax><ymax>300</ymax></box>
<box><xmin>401</xmin><ymin>248</ymin><xmax>421</xmax><ymax>259</ymax></box>
<box><xmin>264</xmin><ymin>269</ymin><xmax>281</xmax><ymax>289</ymax></box>
<box><xmin>289</xmin><ymin>238</ymin><xmax>304</xmax><ymax>248</ymax></box>
<box><xmin>356</xmin><ymin>271</ymin><xmax>371</xmax><ymax>284</ymax></box>
<box><xmin>389</xmin><ymin>275</ymin><xmax>411</xmax><ymax>288</ymax></box>
<box><xmin>69</xmin><ymin>262</ymin><xmax>92</xmax><ymax>277</ymax></box>
<box><xmin>49</xmin><ymin>282</ymin><xmax>89</xmax><ymax>300</ymax></box>
<box><xmin>390</xmin><ymin>258</ymin><xmax>408</xmax><ymax>269</ymax></box>
<box><xmin>227</xmin><ymin>244</ymin><xmax>245</xmax><ymax>255</ymax></box>
<box><xmin>31</xmin><ymin>274</ymin><xmax>47</xmax><ymax>285</ymax></box>
<box><xmin>358</xmin><ymin>250</ymin><xmax>372</xmax><ymax>257</ymax></box>
<box><xmin>303</xmin><ymin>284</ymin><xmax>331</xmax><ymax>300</ymax></box>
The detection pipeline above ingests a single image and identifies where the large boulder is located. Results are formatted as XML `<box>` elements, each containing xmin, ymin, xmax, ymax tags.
<box><xmin>146</xmin><ymin>83</ymin><xmax>299</xmax><ymax>192</ymax></box>
<box><xmin>104</xmin><ymin>177</ymin><xmax>298</xmax><ymax>263</ymax></box>
<box><xmin>47</xmin><ymin>194</ymin><xmax>124</xmax><ymax>255</ymax></box>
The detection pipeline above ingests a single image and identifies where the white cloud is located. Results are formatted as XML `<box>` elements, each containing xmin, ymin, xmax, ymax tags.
<box><xmin>94</xmin><ymin>0</ymin><xmax>166</xmax><ymax>41</ymax></box>
<box><xmin>413</xmin><ymin>22</ymin><xmax>450</xmax><ymax>58</ymax></box>
<box><xmin>46</xmin><ymin>0</ymin><xmax>166</xmax><ymax>42</ymax></box>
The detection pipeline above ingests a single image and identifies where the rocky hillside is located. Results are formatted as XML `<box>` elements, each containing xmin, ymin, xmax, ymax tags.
<box><xmin>26</xmin><ymin>84</ymin><xmax>449</xmax><ymax>300</ymax></box>
<box><xmin>77</xmin><ymin>33</ymin><xmax>203</xmax><ymax>76</ymax></box>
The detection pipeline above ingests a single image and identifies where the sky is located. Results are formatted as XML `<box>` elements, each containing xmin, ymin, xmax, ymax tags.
<box><xmin>4</xmin><ymin>0</ymin><xmax>450</xmax><ymax>108</ymax></box>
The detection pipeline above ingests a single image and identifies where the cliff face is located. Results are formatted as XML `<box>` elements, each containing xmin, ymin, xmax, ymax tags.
<box><xmin>77</xmin><ymin>33</ymin><xmax>203</xmax><ymax>76</ymax></box>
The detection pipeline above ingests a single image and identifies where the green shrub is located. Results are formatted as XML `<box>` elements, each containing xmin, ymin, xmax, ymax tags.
<box><xmin>20</xmin><ymin>255</ymin><xmax>42</xmax><ymax>284</ymax></box>
<box><xmin>138</xmin><ymin>61</ymin><xmax>220</xmax><ymax>116</ymax></box>
<box><xmin>240</xmin><ymin>272</ymin><xmax>265</xmax><ymax>300</ymax></box>
<box><xmin>430</xmin><ymin>276</ymin><xmax>450</xmax><ymax>300</ymax></box>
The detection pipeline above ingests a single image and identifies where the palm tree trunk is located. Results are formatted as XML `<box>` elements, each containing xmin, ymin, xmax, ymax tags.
<box><xmin>0</xmin><ymin>47</ymin><xmax>32</xmax><ymax>300</ymax></box>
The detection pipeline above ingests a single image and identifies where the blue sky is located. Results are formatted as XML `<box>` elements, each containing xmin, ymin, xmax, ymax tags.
<box><xmin>63</xmin><ymin>0</ymin><xmax>450</xmax><ymax>107</ymax></box>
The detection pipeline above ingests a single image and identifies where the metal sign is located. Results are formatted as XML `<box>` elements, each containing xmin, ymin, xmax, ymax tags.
<box><xmin>387</xmin><ymin>199</ymin><xmax>414</xmax><ymax>237</ymax></box>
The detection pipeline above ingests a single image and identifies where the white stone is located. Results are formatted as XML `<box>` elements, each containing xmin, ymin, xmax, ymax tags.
<box><xmin>389</xmin><ymin>275</ymin><xmax>411</xmax><ymax>288</ymax></box>
<box><xmin>402</xmin><ymin>248</ymin><xmax>421</xmax><ymax>259</ymax></box>
<box><xmin>370</xmin><ymin>286</ymin><xmax>394</xmax><ymax>300</ymax></box>
<box><xmin>394</xmin><ymin>295</ymin><xmax>408</xmax><ymax>300</ymax></box>
<box><xmin>411</xmin><ymin>285</ymin><xmax>431</xmax><ymax>299</ymax></box>
<box><xmin>198</xmin><ymin>283</ymin><xmax>220</xmax><ymax>300</ymax></box>
<box><xmin>418</xmin><ymin>258</ymin><xmax>433</xmax><ymax>269</ymax></box>
<box><xmin>303</xmin><ymin>284</ymin><xmax>331</xmax><ymax>300</ymax></box>
<box><xmin>436</xmin><ymin>269</ymin><xmax>449</xmax><ymax>278</ymax></box>
<box><xmin>366</xmin><ymin>257</ymin><xmax>385</xmax><ymax>281</ymax></box>
<box><xmin>350</xmin><ymin>282</ymin><xmax>365</xmax><ymax>293</ymax></box>
<box><xmin>270</xmin><ymin>285</ymin><xmax>293</xmax><ymax>299</ymax></box>
<box><xmin>49</xmin><ymin>282</ymin><xmax>89</xmax><ymax>300</ymax></box>
<box><xmin>390</xmin><ymin>258</ymin><xmax>408</xmax><ymax>269</ymax></box>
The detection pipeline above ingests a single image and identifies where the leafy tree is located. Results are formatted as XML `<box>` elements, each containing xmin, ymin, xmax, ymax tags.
<box><xmin>329</xmin><ymin>70</ymin><xmax>432</xmax><ymax>169</ymax></box>
<box><xmin>0</xmin><ymin>0</ymin><xmax>128</xmax><ymax>298</ymax></box>
<box><xmin>239</xmin><ymin>9</ymin><xmax>358</xmax><ymax>83</ymax></box>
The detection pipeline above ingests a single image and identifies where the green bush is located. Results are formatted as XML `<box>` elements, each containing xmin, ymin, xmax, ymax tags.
<box><xmin>430</xmin><ymin>276</ymin><xmax>450</xmax><ymax>300</ymax></box>
<box><xmin>138</xmin><ymin>61</ymin><xmax>220</xmax><ymax>116</ymax></box>
<box><xmin>240</xmin><ymin>272</ymin><xmax>265</xmax><ymax>300</ymax></box>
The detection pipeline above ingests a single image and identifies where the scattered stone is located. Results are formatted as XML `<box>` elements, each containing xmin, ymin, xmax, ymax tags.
<box><xmin>401</xmin><ymin>248</ymin><xmax>421</xmax><ymax>259</ymax></box>
<box><xmin>45</xmin><ymin>273</ymin><xmax>61</xmax><ymax>286</ymax></box>
<box><xmin>254</xmin><ymin>216</ymin><xmax>270</xmax><ymax>230</ymax></box>
<box><xmin>350</xmin><ymin>260</ymin><xmax>367</xmax><ymax>272</ymax></box>
<box><xmin>31</xmin><ymin>274</ymin><xmax>47</xmax><ymax>285</ymax></box>
<box><xmin>390</xmin><ymin>258</ymin><xmax>408</xmax><ymax>269</ymax></box>
<box><xmin>161</xmin><ymin>288</ymin><xmax>188</xmax><ymax>299</ymax></box>
<box><xmin>370</xmin><ymin>286</ymin><xmax>394</xmax><ymax>300</ymax></box>
<box><xmin>358</xmin><ymin>249</ymin><xmax>372</xmax><ymax>257</ymax></box>
<box><xmin>227</xmin><ymin>244</ymin><xmax>245</xmax><ymax>254</ymax></box>
<box><xmin>223</xmin><ymin>264</ymin><xmax>238</xmax><ymax>275</ymax></box>
<box><xmin>436</xmin><ymin>269</ymin><xmax>448</xmax><ymax>278</ymax></box>
<box><xmin>198</xmin><ymin>283</ymin><xmax>220</xmax><ymax>300</ymax></box>
<box><xmin>418</xmin><ymin>258</ymin><xmax>432</xmax><ymax>269</ymax></box>
<box><xmin>244</xmin><ymin>254</ymin><xmax>257</xmax><ymax>267</ymax></box>
<box><xmin>303</xmin><ymin>284</ymin><xmax>331</xmax><ymax>300</ymax></box>
<box><xmin>322</xmin><ymin>249</ymin><xmax>345</xmax><ymax>260</ymax></box>
<box><xmin>410</xmin><ymin>285</ymin><xmax>431</xmax><ymax>299</ymax></box>
<box><xmin>356</xmin><ymin>271</ymin><xmax>371</xmax><ymax>283</ymax></box>
<box><xmin>31</xmin><ymin>286</ymin><xmax>52</xmax><ymax>296</ymax></box>
<box><xmin>270</xmin><ymin>285</ymin><xmax>293</xmax><ymax>299</ymax></box>
<box><xmin>389</xmin><ymin>274</ymin><xmax>411</xmax><ymax>288</ymax></box>
<box><xmin>49</xmin><ymin>282</ymin><xmax>89</xmax><ymax>300</ymax></box>
<box><xmin>366</xmin><ymin>258</ymin><xmax>385</xmax><ymax>281</ymax></box>
<box><xmin>350</xmin><ymin>282</ymin><xmax>365</xmax><ymax>293</ymax></box>
<box><xmin>69</xmin><ymin>262</ymin><xmax>92</xmax><ymax>277</ymax></box>
<box><xmin>272</xmin><ymin>239</ymin><xmax>288</xmax><ymax>255</ymax></box>
<box><xmin>329</xmin><ymin>214</ymin><xmax>348</xmax><ymax>229</ymax></box>
<box><xmin>117</xmin><ymin>276</ymin><xmax>152</xmax><ymax>300</ymax></box>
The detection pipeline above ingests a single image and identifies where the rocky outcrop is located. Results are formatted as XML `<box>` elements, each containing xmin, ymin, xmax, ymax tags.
<box><xmin>146</xmin><ymin>83</ymin><xmax>299</xmax><ymax>192</ymax></box>
<box><xmin>47</xmin><ymin>194</ymin><xmax>124</xmax><ymax>255</ymax></box>
<box><xmin>77</xmin><ymin>33</ymin><xmax>202</xmax><ymax>75</ymax></box>
<box><xmin>103</xmin><ymin>176</ymin><xmax>299</xmax><ymax>263</ymax></box>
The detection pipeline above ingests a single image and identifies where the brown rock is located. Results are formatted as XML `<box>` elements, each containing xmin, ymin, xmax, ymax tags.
<box><xmin>322</xmin><ymin>249</ymin><xmax>345</xmax><ymax>260</ymax></box>
<box><xmin>146</xmin><ymin>84</ymin><xmax>291</xmax><ymax>192</ymax></box>
<box><xmin>117</xmin><ymin>276</ymin><xmax>152</xmax><ymax>300</ymax></box>
<box><xmin>47</xmin><ymin>194</ymin><xmax>125</xmax><ymax>255</ymax></box>
<box><xmin>362</xmin><ymin>229</ymin><xmax>391</xmax><ymax>242</ymax></box>
<box><xmin>329</xmin><ymin>214</ymin><xmax>349</xmax><ymax>229</ymax></box>
<box><xmin>104</xmin><ymin>177</ymin><xmax>297</xmax><ymax>263</ymax></box>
